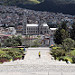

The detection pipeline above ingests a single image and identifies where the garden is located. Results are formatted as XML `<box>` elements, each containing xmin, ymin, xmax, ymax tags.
<box><xmin>50</xmin><ymin>46</ymin><xmax>75</xmax><ymax>63</ymax></box>
<box><xmin>0</xmin><ymin>48</ymin><xmax>24</xmax><ymax>63</ymax></box>
<box><xmin>50</xmin><ymin>21</ymin><xmax>75</xmax><ymax>63</ymax></box>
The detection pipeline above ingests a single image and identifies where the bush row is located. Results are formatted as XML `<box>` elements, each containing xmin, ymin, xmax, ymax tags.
<box><xmin>50</xmin><ymin>47</ymin><xmax>75</xmax><ymax>63</ymax></box>
<box><xmin>0</xmin><ymin>48</ymin><xmax>24</xmax><ymax>63</ymax></box>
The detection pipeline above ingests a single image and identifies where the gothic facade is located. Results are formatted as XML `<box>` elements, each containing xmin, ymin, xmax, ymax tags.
<box><xmin>16</xmin><ymin>23</ymin><xmax>50</xmax><ymax>35</ymax></box>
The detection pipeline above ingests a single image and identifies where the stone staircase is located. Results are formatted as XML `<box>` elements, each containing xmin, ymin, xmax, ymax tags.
<box><xmin>0</xmin><ymin>47</ymin><xmax>75</xmax><ymax>75</ymax></box>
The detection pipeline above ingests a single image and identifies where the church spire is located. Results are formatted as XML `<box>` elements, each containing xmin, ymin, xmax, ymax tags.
<box><xmin>23</xmin><ymin>10</ymin><xmax>27</xmax><ymax>35</ymax></box>
<box><xmin>38</xmin><ymin>17</ymin><xmax>43</xmax><ymax>35</ymax></box>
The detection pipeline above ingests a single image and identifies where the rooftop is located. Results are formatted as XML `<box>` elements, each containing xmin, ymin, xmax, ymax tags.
<box><xmin>27</xmin><ymin>24</ymin><xmax>38</xmax><ymax>27</ymax></box>
<box><xmin>27</xmin><ymin>24</ymin><xmax>48</xmax><ymax>27</ymax></box>
<box><xmin>50</xmin><ymin>28</ymin><xmax>57</xmax><ymax>30</ymax></box>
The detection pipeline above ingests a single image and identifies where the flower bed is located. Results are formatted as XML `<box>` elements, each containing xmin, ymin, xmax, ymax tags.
<box><xmin>0</xmin><ymin>48</ymin><xmax>24</xmax><ymax>63</ymax></box>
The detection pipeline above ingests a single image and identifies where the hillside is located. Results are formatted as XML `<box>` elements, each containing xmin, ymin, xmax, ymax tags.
<box><xmin>22</xmin><ymin>0</ymin><xmax>75</xmax><ymax>15</ymax></box>
<box><xmin>0</xmin><ymin>0</ymin><xmax>75</xmax><ymax>15</ymax></box>
<box><xmin>1</xmin><ymin>0</ymin><xmax>75</xmax><ymax>5</ymax></box>
<box><xmin>0</xmin><ymin>0</ymin><xmax>75</xmax><ymax>5</ymax></box>
<box><xmin>0</xmin><ymin>0</ymin><xmax>44</xmax><ymax>5</ymax></box>
<box><xmin>52</xmin><ymin>0</ymin><xmax>75</xmax><ymax>4</ymax></box>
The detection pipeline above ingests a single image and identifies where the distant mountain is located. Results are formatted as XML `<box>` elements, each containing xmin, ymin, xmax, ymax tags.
<box><xmin>0</xmin><ymin>0</ymin><xmax>75</xmax><ymax>15</ymax></box>
<box><xmin>0</xmin><ymin>0</ymin><xmax>44</xmax><ymax>5</ymax></box>
<box><xmin>22</xmin><ymin>0</ymin><xmax>75</xmax><ymax>15</ymax></box>
<box><xmin>1</xmin><ymin>0</ymin><xmax>75</xmax><ymax>5</ymax></box>
<box><xmin>51</xmin><ymin>0</ymin><xmax>75</xmax><ymax>4</ymax></box>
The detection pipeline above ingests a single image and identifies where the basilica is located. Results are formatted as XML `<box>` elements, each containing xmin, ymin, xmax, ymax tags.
<box><xmin>16</xmin><ymin>23</ymin><xmax>50</xmax><ymax>35</ymax></box>
<box><xmin>23</xmin><ymin>23</ymin><xmax>50</xmax><ymax>35</ymax></box>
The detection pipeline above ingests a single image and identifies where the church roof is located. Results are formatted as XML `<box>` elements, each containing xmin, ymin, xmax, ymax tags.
<box><xmin>27</xmin><ymin>23</ymin><xmax>48</xmax><ymax>27</ymax></box>
<box><xmin>50</xmin><ymin>28</ymin><xmax>57</xmax><ymax>30</ymax></box>
<box><xmin>43</xmin><ymin>23</ymin><xmax>48</xmax><ymax>26</ymax></box>
<box><xmin>27</xmin><ymin>24</ymin><xmax>38</xmax><ymax>27</ymax></box>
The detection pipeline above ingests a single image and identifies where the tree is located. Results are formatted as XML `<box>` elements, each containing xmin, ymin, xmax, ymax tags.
<box><xmin>72</xmin><ymin>56</ymin><xmax>75</xmax><ymax>63</ymax></box>
<box><xmin>33</xmin><ymin>40</ymin><xmax>40</xmax><ymax>47</ymax></box>
<box><xmin>0</xmin><ymin>43</ymin><xmax>1</xmax><ymax>47</ymax></box>
<box><xmin>13</xmin><ymin>35</ymin><xmax>22</xmax><ymax>46</ymax></box>
<box><xmin>62</xmin><ymin>38</ymin><xmax>75</xmax><ymax>52</ymax></box>
<box><xmin>61</xmin><ymin>29</ymin><xmax>69</xmax><ymax>40</ymax></box>
<box><xmin>70</xmin><ymin>22</ymin><xmax>75</xmax><ymax>40</ymax></box>
<box><xmin>54</xmin><ymin>28</ymin><xmax>62</xmax><ymax>44</ymax></box>
<box><xmin>4</xmin><ymin>37</ymin><xmax>13</xmax><ymax>47</ymax></box>
<box><xmin>61</xmin><ymin>21</ymin><xmax>68</xmax><ymax>30</ymax></box>
<box><xmin>54</xmin><ymin>21</ymin><xmax>69</xmax><ymax>44</ymax></box>
<box><xmin>4</xmin><ymin>36</ymin><xmax>22</xmax><ymax>47</ymax></box>
<box><xmin>54</xmin><ymin>28</ymin><xmax>69</xmax><ymax>44</ymax></box>
<box><xmin>51</xmin><ymin>48</ymin><xmax>65</xmax><ymax>60</ymax></box>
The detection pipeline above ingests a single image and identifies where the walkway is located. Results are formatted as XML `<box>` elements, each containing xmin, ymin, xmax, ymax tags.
<box><xmin>0</xmin><ymin>47</ymin><xmax>75</xmax><ymax>75</ymax></box>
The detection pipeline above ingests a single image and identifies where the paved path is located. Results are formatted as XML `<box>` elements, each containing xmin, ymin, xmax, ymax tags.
<box><xmin>0</xmin><ymin>47</ymin><xmax>75</xmax><ymax>75</ymax></box>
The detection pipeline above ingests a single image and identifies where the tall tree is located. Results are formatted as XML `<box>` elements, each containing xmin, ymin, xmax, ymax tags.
<box><xmin>54</xmin><ymin>21</ymin><xmax>69</xmax><ymax>44</ymax></box>
<box><xmin>0</xmin><ymin>42</ymin><xmax>1</xmax><ymax>47</ymax></box>
<box><xmin>70</xmin><ymin>22</ymin><xmax>75</xmax><ymax>40</ymax></box>
<box><xmin>61</xmin><ymin>21</ymin><xmax>68</xmax><ymax>30</ymax></box>
<box><xmin>54</xmin><ymin>28</ymin><xmax>62</xmax><ymax>44</ymax></box>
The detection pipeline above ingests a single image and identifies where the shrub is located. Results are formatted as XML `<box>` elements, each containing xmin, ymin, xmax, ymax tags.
<box><xmin>0</xmin><ymin>48</ymin><xmax>24</xmax><ymax>63</ymax></box>
<box><xmin>13</xmin><ymin>55</ymin><xmax>22</xmax><ymax>60</ymax></box>
<box><xmin>62</xmin><ymin>38</ymin><xmax>75</xmax><ymax>51</ymax></box>
<box><xmin>0</xmin><ymin>50</ymin><xmax>5</xmax><ymax>54</ymax></box>
<box><xmin>52</xmin><ymin>47</ymin><xmax>61</xmax><ymax>50</ymax></box>
<box><xmin>70</xmin><ymin>50</ymin><xmax>75</xmax><ymax>56</ymax></box>
<box><xmin>0</xmin><ymin>51</ymin><xmax>12</xmax><ymax>63</ymax></box>
<box><xmin>6</xmin><ymin>48</ymin><xmax>24</xmax><ymax>60</ymax></box>
<box><xmin>72</xmin><ymin>56</ymin><xmax>75</xmax><ymax>63</ymax></box>
<box><xmin>51</xmin><ymin>49</ymin><xmax>65</xmax><ymax>58</ymax></box>
<box><xmin>64</xmin><ymin>56</ymin><xmax>72</xmax><ymax>63</ymax></box>
<box><xmin>59</xmin><ymin>57</ymin><xmax>64</xmax><ymax>61</ymax></box>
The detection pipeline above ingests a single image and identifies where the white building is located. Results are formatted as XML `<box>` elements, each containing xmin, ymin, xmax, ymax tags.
<box><xmin>16</xmin><ymin>23</ymin><xmax>50</xmax><ymax>35</ymax></box>
<box><xmin>50</xmin><ymin>28</ymin><xmax>57</xmax><ymax>36</ymax></box>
